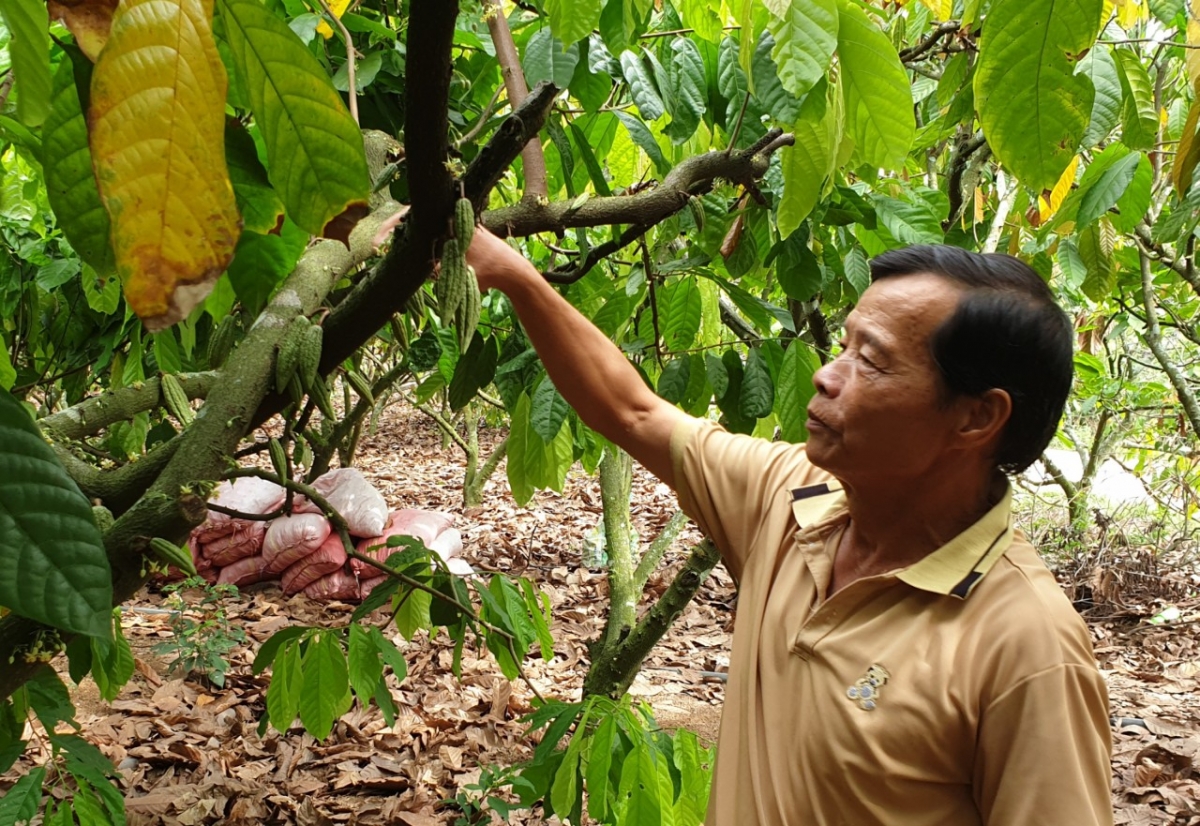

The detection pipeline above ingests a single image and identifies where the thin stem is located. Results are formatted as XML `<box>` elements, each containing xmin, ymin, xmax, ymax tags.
<box><xmin>316</xmin><ymin>0</ymin><xmax>359</xmax><ymax>124</ymax></box>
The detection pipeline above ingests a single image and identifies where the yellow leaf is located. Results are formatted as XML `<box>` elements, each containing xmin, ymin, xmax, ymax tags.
<box><xmin>1039</xmin><ymin>155</ymin><xmax>1079</xmax><ymax>222</ymax></box>
<box><xmin>1116</xmin><ymin>0</ymin><xmax>1144</xmax><ymax>30</ymax></box>
<box><xmin>974</xmin><ymin>187</ymin><xmax>985</xmax><ymax>225</ymax></box>
<box><xmin>316</xmin><ymin>0</ymin><xmax>352</xmax><ymax>39</ymax></box>
<box><xmin>1172</xmin><ymin>98</ymin><xmax>1200</xmax><ymax>196</ymax></box>
<box><xmin>89</xmin><ymin>0</ymin><xmax>241</xmax><ymax>331</ymax></box>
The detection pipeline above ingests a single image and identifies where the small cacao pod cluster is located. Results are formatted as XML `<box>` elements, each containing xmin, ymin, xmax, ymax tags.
<box><xmin>275</xmin><ymin>315</ymin><xmax>324</xmax><ymax>401</ymax></box>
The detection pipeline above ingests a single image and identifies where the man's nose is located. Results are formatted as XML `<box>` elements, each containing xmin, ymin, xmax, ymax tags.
<box><xmin>813</xmin><ymin>361</ymin><xmax>840</xmax><ymax>397</ymax></box>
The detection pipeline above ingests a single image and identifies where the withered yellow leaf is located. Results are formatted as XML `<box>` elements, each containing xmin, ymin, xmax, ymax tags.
<box><xmin>89</xmin><ymin>0</ymin><xmax>241</xmax><ymax>331</ymax></box>
<box><xmin>47</xmin><ymin>0</ymin><xmax>119</xmax><ymax>62</ymax></box>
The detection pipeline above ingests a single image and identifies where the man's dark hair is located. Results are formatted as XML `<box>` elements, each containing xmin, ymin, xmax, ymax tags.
<box><xmin>869</xmin><ymin>245</ymin><xmax>1073</xmax><ymax>475</ymax></box>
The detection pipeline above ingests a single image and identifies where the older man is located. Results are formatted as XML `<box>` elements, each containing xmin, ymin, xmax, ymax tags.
<box><xmin>465</xmin><ymin>229</ymin><xmax>1112</xmax><ymax>825</ymax></box>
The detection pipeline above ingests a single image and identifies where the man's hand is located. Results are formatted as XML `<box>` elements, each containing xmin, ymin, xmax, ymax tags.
<box><xmin>465</xmin><ymin>226</ymin><xmax>534</xmax><ymax>293</ymax></box>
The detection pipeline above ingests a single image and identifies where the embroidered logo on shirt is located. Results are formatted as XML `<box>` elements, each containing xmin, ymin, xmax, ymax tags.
<box><xmin>846</xmin><ymin>664</ymin><xmax>890</xmax><ymax>711</ymax></box>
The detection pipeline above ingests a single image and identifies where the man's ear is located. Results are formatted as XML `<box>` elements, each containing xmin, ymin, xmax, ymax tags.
<box><xmin>957</xmin><ymin>388</ymin><xmax>1012</xmax><ymax>450</ymax></box>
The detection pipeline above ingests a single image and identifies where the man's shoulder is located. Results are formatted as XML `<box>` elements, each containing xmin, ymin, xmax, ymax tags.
<box><xmin>969</xmin><ymin>535</ymin><xmax>1097</xmax><ymax>670</ymax></box>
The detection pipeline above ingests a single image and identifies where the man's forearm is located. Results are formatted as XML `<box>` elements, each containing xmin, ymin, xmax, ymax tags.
<box><xmin>500</xmin><ymin>263</ymin><xmax>661</xmax><ymax>441</ymax></box>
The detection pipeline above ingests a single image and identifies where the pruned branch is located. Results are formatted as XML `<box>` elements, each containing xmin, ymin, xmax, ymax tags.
<box><xmin>482</xmin><ymin>0</ymin><xmax>548</xmax><ymax>200</ymax></box>
<box><xmin>462</xmin><ymin>81</ymin><xmax>558</xmax><ymax>212</ymax></box>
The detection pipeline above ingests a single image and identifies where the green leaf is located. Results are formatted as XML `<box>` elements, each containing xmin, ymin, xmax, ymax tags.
<box><xmin>586</xmin><ymin>711</ymin><xmax>618</xmax><ymax>820</ymax></box>
<box><xmin>0</xmin><ymin>766</ymin><xmax>45</xmax><ymax>825</ymax></box>
<box><xmin>773</xmin><ymin>233</ymin><xmax>819</xmax><ymax>302</ymax></box>
<box><xmin>525</xmin><ymin>28</ymin><xmax>580</xmax><ymax>88</ymax></box>
<box><xmin>1056</xmin><ymin>237</ymin><xmax>1087</xmax><ymax>290</ymax></box>
<box><xmin>394</xmin><ymin>585</ymin><xmax>432</xmax><ymax>640</ymax></box>
<box><xmin>227</xmin><ymin>231</ymin><xmax>299</xmax><ymax>316</ymax></box>
<box><xmin>347</xmin><ymin>623</ymin><xmax>382</xmax><ymax>703</ymax></box>
<box><xmin>268</xmin><ymin>643</ymin><xmax>307</xmax><ymax>730</ymax></box>
<box><xmin>0</xmin><ymin>0</ymin><xmax>51</xmax><ymax>127</ymax></box>
<box><xmin>298</xmin><ymin>632</ymin><xmax>352</xmax><ymax>740</ymax></box>
<box><xmin>1077</xmin><ymin>46</ymin><xmax>1123</xmax><ymax>149</ymax></box>
<box><xmin>81</xmin><ymin>266</ymin><xmax>120</xmax><ymax>316</ymax></box>
<box><xmin>367</xmin><ymin>625</ymin><xmax>408</xmax><ymax>683</ymax></box>
<box><xmin>550</xmin><ymin>719</ymin><xmax>585</xmax><ymax>816</ymax></box>
<box><xmin>766</xmin><ymin>0</ymin><xmax>838</xmax><ymax>99</ymax></box>
<box><xmin>0</xmin><ymin>341</ymin><xmax>15</xmax><ymax>392</ymax></box>
<box><xmin>1077</xmin><ymin>220</ymin><xmax>1115</xmax><ymax>302</ymax></box>
<box><xmin>448</xmin><ymin>334</ymin><xmax>499</xmax><ymax>412</ymax></box>
<box><xmin>569</xmin><ymin>116</ymin><xmax>616</xmax><ymax>197</ymax></box>
<box><xmin>225</xmin><ymin>120</ymin><xmax>285</xmax><ymax>235</ymax></box>
<box><xmin>1112</xmin><ymin>152</ymin><xmax>1152</xmax><ymax>233</ymax></box>
<box><xmin>531</xmin><ymin>376</ymin><xmax>571</xmax><ymax>444</ymax></box>
<box><xmin>152</xmin><ymin>331</ymin><xmax>182</xmax><ymax>375</ymax></box>
<box><xmin>44</xmin><ymin>53</ymin><xmax>115</xmax><ymax>278</ymax></box>
<box><xmin>874</xmin><ymin>196</ymin><xmax>943</xmax><ymax>245</ymax></box>
<box><xmin>659</xmin><ymin>278</ymin><xmax>702</xmax><ymax>351</ymax></box>
<box><xmin>253</xmin><ymin>626</ymin><xmax>309</xmax><ymax>673</ymax></box>
<box><xmin>836</xmin><ymin>1</ymin><xmax>914</xmax><ymax>171</ymax></box>
<box><xmin>1115</xmin><ymin>48</ymin><xmax>1157</xmax><ymax>151</ymax></box>
<box><xmin>657</xmin><ymin>356</ymin><xmax>691</xmax><ymax>404</ymax></box>
<box><xmin>739</xmin><ymin>348</ymin><xmax>774</xmax><ymax>419</ymax></box>
<box><xmin>519</xmin><ymin>578</ymin><xmax>555</xmax><ymax>660</ymax></box>
<box><xmin>1076</xmin><ymin>147</ymin><xmax>1140</xmax><ymax>227</ymax></box>
<box><xmin>614</xmin><ymin>110</ymin><xmax>670</xmax><ymax>175</ymax></box>
<box><xmin>672</xmin><ymin>730</ymin><xmax>709</xmax><ymax>826</ymax></box>
<box><xmin>776</xmin><ymin>341</ymin><xmax>819</xmax><ymax>442</ymax></box>
<box><xmin>662</xmin><ymin>38</ymin><xmax>707</xmax><ymax>144</ymax></box>
<box><xmin>778</xmin><ymin>78</ymin><xmax>837</xmax><ymax>238</ymax></box>
<box><xmin>28</xmin><ymin>670</ymin><xmax>77</xmax><ymax>732</ymax></box>
<box><xmin>680</xmin><ymin>0</ymin><xmax>722</xmax><ymax>42</ymax></box>
<box><xmin>547</xmin><ymin>0</ymin><xmax>602</xmax><ymax>46</ymax></box>
<box><xmin>843</xmin><ymin>243</ymin><xmax>870</xmax><ymax>299</ymax></box>
<box><xmin>89</xmin><ymin>613</ymin><xmax>134</xmax><ymax>701</ymax></box>
<box><xmin>0</xmin><ymin>389</ymin><xmax>112</xmax><ymax>639</ymax></box>
<box><xmin>751</xmin><ymin>30</ymin><xmax>802</xmax><ymax>123</ymax></box>
<box><xmin>974</xmin><ymin>0</ymin><xmax>1102</xmax><ymax>189</ymax></box>
<box><xmin>620</xmin><ymin>49</ymin><xmax>666</xmax><ymax>121</ymax></box>
<box><xmin>217</xmin><ymin>0</ymin><xmax>370</xmax><ymax>237</ymax></box>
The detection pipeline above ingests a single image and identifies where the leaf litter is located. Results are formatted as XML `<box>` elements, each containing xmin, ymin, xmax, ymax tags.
<box><xmin>2</xmin><ymin>402</ymin><xmax>1197</xmax><ymax>823</ymax></box>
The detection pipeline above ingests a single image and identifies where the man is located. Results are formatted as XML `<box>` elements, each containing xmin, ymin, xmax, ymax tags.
<box><xmin>464</xmin><ymin>229</ymin><xmax>1112</xmax><ymax>825</ymax></box>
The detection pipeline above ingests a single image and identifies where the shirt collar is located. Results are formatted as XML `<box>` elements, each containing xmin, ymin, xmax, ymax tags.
<box><xmin>787</xmin><ymin>479</ymin><xmax>1014</xmax><ymax>600</ymax></box>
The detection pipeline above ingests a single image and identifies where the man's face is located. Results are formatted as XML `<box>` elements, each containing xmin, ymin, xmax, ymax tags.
<box><xmin>804</xmin><ymin>273</ymin><xmax>968</xmax><ymax>482</ymax></box>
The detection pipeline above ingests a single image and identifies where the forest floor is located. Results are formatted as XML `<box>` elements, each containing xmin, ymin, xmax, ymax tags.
<box><xmin>5</xmin><ymin>402</ymin><xmax>1200</xmax><ymax>825</ymax></box>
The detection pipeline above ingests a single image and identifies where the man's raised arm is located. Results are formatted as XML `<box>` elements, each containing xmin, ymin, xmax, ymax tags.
<box><xmin>465</xmin><ymin>228</ymin><xmax>689</xmax><ymax>487</ymax></box>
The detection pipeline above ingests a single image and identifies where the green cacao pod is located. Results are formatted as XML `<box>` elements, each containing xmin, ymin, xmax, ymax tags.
<box><xmin>268</xmin><ymin>438</ymin><xmax>289</xmax><ymax>482</ymax></box>
<box><xmin>297</xmin><ymin>323</ymin><xmax>323</xmax><ymax>392</ymax></box>
<box><xmin>149</xmin><ymin>537</ymin><xmax>198</xmax><ymax>577</ymax></box>
<box><xmin>311</xmin><ymin>374</ymin><xmax>337</xmax><ymax>419</ymax></box>
<box><xmin>207</xmin><ymin>315</ymin><xmax>237</xmax><ymax>368</ymax></box>
<box><xmin>346</xmin><ymin>370</ymin><xmax>375</xmax><ymax>405</ymax></box>
<box><xmin>275</xmin><ymin>317</ymin><xmax>308</xmax><ymax>393</ymax></box>
<box><xmin>160</xmin><ymin>373</ymin><xmax>194</xmax><ymax>426</ymax></box>
<box><xmin>454</xmin><ymin>198</ymin><xmax>475</xmax><ymax>248</ymax></box>
<box><xmin>92</xmin><ymin>505</ymin><xmax>115</xmax><ymax>534</ymax></box>
<box><xmin>456</xmin><ymin>265</ymin><xmax>481</xmax><ymax>352</ymax></box>
<box><xmin>438</xmin><ymin>238</ymin><xmax>468</xmax><ymax>321</ymax></box>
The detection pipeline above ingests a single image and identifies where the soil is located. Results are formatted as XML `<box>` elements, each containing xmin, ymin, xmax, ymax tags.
<box><xmin>4</xmin><ymin>402</ymin><xmax>1200</xmax><ymax>824</ymax></box>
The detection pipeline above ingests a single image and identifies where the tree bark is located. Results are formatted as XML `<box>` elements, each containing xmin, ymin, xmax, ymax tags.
<box><xmin>1139</xmin><ymin>250</ymin><xmax>1200</xmax><ymax>435</ymax></box>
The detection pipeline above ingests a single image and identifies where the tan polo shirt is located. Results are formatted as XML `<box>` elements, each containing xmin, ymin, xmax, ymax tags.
<box><xmin>670</xmin><ymin>420</ymin><xmax>1113</xmax><ymax>826</ymax></box>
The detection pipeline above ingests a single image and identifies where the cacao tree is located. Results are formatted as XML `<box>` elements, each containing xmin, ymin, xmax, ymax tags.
<box><xmin>2</xmin><ymin>0</ymin><xmax>1199</xmax><ymax>821</ymax></box>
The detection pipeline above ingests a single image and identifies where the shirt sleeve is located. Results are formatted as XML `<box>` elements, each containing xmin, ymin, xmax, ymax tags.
<box><xmin>669</xmin><ymin>419</ymin><xmax>827</xmax><ymax>581</ymax></box>
<box><xmin>973</xmin><ymin>663</ymin><xmax>1113</xmax><ymax>826</ymax></box>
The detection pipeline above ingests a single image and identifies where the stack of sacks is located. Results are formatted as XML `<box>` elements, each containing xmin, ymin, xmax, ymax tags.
<box><xmin>189</xmin><ymin>478</ymin><xmax>284</xmax><ymax>584</ymax></box>
<box><xmin>179</xmin><ymin>468</ymin><xmax>469</xmax><ymax>602</ymax></box>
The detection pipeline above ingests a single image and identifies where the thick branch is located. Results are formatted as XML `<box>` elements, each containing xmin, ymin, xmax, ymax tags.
<box><xmin>632</xmin><ymin>510</ymin><xmax>686</xmax><ymax>593</ymax></box>
<box><xmin>1134</xmin><ymin>224</ymin><xmax>1200</xmax><ymax>296</ymax></box>
<box><xmin>482</xmin><ymin>0</ymin><xmax>548</xmax><ymax>200</ymax></box>
<box><xmin>311</xmin><ymin>0</ymin><xmax>459</xmax><ymax>391</ymax></box>
<box><xmin>40</xmin><ymin>372</ymin><xmax>218</xmax><ymax>441</ymax></box>
<box><xmin>899</xmin><ymin>21</ymin><xmax>961</xmax><ymax>63</ymax></box>
<box><xmin>1138</xmin><ymin>251</ymin><xmax>1200</xmax><ymax>435</ymax></box>
<box><xmin>59</xmin><ymin>437</ymin><xmax>181</xmax><ymax>515</ymax></box>
<box><xmin>482</xmin><ymin>130</ymin><xmax>795</xmax><ymax>238</ymax></box>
